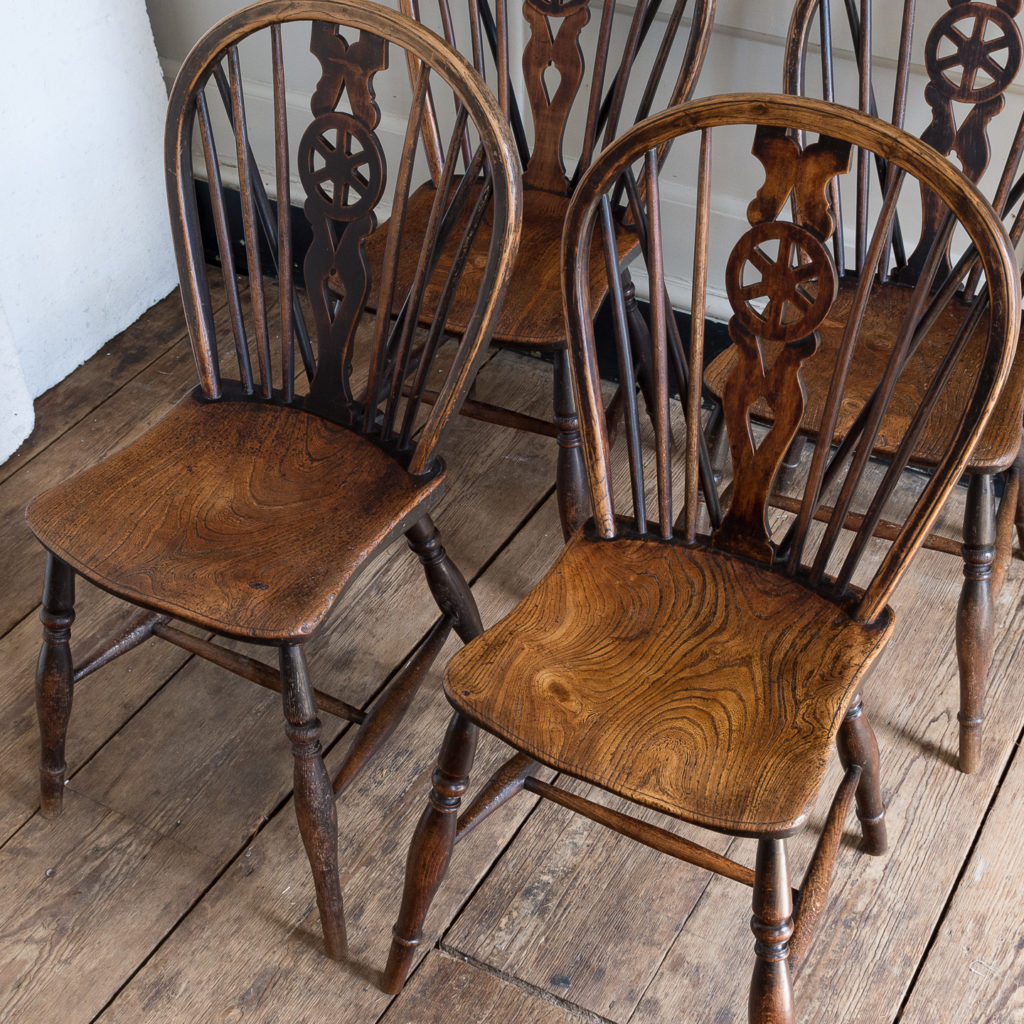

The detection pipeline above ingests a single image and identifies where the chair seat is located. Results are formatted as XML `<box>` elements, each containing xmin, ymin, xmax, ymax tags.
<box><xmin>27</xmin><ymin>396</ymin><xmax>445</xmax><ymax>642</ymax></box>
<box><xmin>446</xmin><ymin>532</ymin><xmax>893</xmax><ymax>836</ymax></box>
<box><xmin>704</xmin><ymin>278</ymin><xmax>1024</xmax><ymax>472</ymax></box>
<box><xmin>365</xmin><ymin>185</ymin><xmax>638</xmax><ymax>350</ymax></box>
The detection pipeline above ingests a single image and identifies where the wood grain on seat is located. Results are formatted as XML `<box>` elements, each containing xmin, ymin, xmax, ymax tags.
<box><xmin>446</xmin><ymin>531</ymin><xmax>892</xmax><ymax>836</ymax></box>
<box><xmin>28</xmin><ymin>396</ymin><xmax>444</xmax><ymax>642</ymax></box>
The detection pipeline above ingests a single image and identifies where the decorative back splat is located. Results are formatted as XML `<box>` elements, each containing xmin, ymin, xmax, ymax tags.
<box><xmin>561</xmin><ymin>96</ymin><xmax>1018</xmax><ymax>622</ymax></box>
<box><xmin>713</xmin><ymin>127</ymin><xmax>850</xmax><ymax>564</ymax></box>
<box><xmin>303</xmin><ymin>24</ymin><xmax>387</xmax><ymax>414</ymax></box>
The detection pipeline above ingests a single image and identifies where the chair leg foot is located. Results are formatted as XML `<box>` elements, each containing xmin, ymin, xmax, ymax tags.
<box><xmin>837</xmin><ymin>692</ymin><xmax>887</xmax><ymax>855</ymax></box>
<box><xmin>407</xmin><ymin>516</ymin><xmax>483</xmax><ymax>643</ymax></box>
<box><xmin>280</xmin><ymin>645</ymin><xmax>346</xmax><ymax>961</ymax></box>
<box><xmin>1013</xmin><ymin>442</ymin><xmax>1024</xmax><ymax>552</ymax></box>
<box><xmin>383</xmin><ymin>712</ymin><xmax>478</xmax><ymax>994</ymax></box>
<box><xmin>36</xmin><ymin>554</ymin><xmax>76</xmax><ymax>819</ymax></box>
<box><xmin>748</xmin><ymin>837</ymin><xmax>795</xmax><ymax>1024</ymax></box>
<box><xmin>957</xmin><ymin>474</ymin><xmax>995</xmax><ymax>775</ymax></box>
<box><xmin>553</xmin><ymin>350</ymin><xmax>587</xmax><ymax>540</ymax></box>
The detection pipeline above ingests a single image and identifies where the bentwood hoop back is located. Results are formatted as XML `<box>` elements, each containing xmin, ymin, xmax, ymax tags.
<box><xmin>27</xmin><ymin>0</ymin><xmax>520</xmax><ymax>961</ymax></box>
<box><xmin>383</xmin><ymin>95</ymin><xmax>1019</xmax><ymax>1021</ymax></box>
<box><xmin>375</xmin><ymin>0</ymin><xmax>716</xmax><ymax>535</ymax></box>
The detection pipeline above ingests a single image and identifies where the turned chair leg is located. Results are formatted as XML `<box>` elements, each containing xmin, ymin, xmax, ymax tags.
<box><xmin>383</xmin><ymin>712</ymin><xmax>478</xmax><ymax>993</ymax></box>
<box><xmin>407</xmin><ymin>515</ymin><xmax>483</xmax><ymax>643</ymax></box>
<box><xmin>279</xmin><ymin>644</ymin><xmax>346</xmax><ymax>961</ymax></box>
<box><xmin>836</xmin><ymin>692</ymin><xmax>887</xmax><ymax>855</ymax></box>
<box><xmin>957</xmin><ymin>473</ymin><xmax>995</xmax><ymax>774</ymax></box>
<box><xmin>552</xmin><ymin>349</ymin><xmax>588</xmax><ymax>540</ymax></box>
<box><xmin>36</xmin><ymin>553</ymin><xmax>76</xmax><ymax>818</ymax></box>
<box><xmin>749</xmin><ymin>837</ymin><xmax>795</xmax><ymax>1024</ymax></box>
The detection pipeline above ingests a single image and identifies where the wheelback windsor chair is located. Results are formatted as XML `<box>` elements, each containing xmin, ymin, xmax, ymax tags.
<box><xmin>382</xmin><ymin>95</ymin><xmax>1019</xmax><ymax>1021</ymax></box>
<box><xmin>369</xmin><ymin>0</ymin><xmax>716</xmax><ymax>536</ymax></box>
<box><xmin>704</xmin><ymin>0</ymin><xmax>1024</xmax><ymax>773</ymax></box>
<box><xmin>26</xmin><ymin>0</ymin><xmax>521</xmax><ymax>960</ymax></box>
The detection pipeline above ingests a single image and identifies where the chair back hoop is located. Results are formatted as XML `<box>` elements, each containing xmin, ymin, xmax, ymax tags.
<box><xmin>398</xmin><ymin>0</ymin><xmax>716</xmax><ymax>195</ymax></box>
<box><xmin>563</xmin><ymin>94</ymin><xmax>1020</xmax><ymax>623</ymax></box>
<box><xmin>785</xmin><ymin>0</ymin><xmax>1024</xmax><ymax>283</ymax></box>
<box><xmin>165</xmin><ymin>0</ymin><xmax>522</xmax><ymax>477</ymax></box>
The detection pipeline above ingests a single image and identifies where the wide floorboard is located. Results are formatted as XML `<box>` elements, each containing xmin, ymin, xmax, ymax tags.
<box><xmin>1</xmin><ymin>292</ymin><xmax>1022</xmax><ymax>1023</ymax></box>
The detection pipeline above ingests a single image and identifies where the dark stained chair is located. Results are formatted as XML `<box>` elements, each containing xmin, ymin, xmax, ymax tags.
<box><xmin>704</xmin><ymin>0</ymin><xmax>1024</xmax><ymax>773</ymax></box>
<box><xmin>372</xmin><ymin>0</ymin><xmax>717</xmax><ymax>536</ymax></box>
<box><xmin>381</xmin><ymin>95</ymin><xmax>1020</xmax><ymax>1021</ymax></box>
<box><xmin>26</xmin><ymin>0</ymin><xmax>520</xmax><ymax>961</ymax></box>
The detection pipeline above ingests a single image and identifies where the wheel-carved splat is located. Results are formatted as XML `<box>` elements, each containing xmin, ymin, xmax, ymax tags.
<box><xmin>303</xmin><ymin>24</ymin><xmax>388</xmax><ymax>414</ymax></box>
<box><xmin>713</xmin><ymin>127</ymin><xmax>850</xmax><ymax>564</ymax></box>
<box><xmin>521</xmin><ymin>0</ymin><xmax>590</xmax><ymax>193</ymax></box>
<box><xmin>906</xmin><ymin>0</ymin><xmax>1023</xmax><ymax>278</ymax></box>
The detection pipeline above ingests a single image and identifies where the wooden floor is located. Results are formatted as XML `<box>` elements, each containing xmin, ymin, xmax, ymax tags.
<box><xmin>2</xmin><ymin>291</ymin><xmax>1024</xmax><ymax>1024</ymax></box>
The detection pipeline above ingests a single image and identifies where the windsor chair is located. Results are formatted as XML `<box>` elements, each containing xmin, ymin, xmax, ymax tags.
<box><xmin>25</xmin><ymin>0</ymin><xmax>520</xmax><ymax>960</ymax></box>
<box><xmin>704</xmin><ymin>0</ymin><xmax>1024</xmax><ymax>773</ymax></box>
<box><xmin>381</xmin><ymin>95</ymin><xmax>1020</xmax><ymax>1021</ymax></box>
<box><xmin>366</xmin><ymin>0</ymin><xmax>716</xmax><ymax>536</ymax></box>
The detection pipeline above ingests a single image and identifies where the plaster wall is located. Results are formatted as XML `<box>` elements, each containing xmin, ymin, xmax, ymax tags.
<box><xmin>0</xmin><ymin>1</ymin><xmax>177</xmax><ymax>462</ymax></box>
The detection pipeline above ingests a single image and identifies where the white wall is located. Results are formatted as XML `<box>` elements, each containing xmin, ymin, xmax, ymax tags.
<box><xmin>0</xmin><ymin>1</ymin><xmax>177</xmax><ymax>462</ymax></box>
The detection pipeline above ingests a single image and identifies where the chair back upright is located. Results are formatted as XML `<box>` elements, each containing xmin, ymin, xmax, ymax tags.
<box><xmin>166</xmin><ymin>0</ymin><xmax>522</xmax><ymax>477</ymax></box>
<box><xmin>562</xmin><ymin>95</ymin><xmax>1020</xmax><ymax>623</ymax></box>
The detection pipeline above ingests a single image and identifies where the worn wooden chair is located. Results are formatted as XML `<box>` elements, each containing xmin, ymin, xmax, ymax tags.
<box><xmin>704</xmin><ymin>0</ymin><xmax>1024</xmax><ymax>773</ymax></box>
<box><xmin>26</xmin><ymin>0</ymin><xmax>520</xmax><ymax>961</ymax></box>
<box><xmin>381</xmin><ymin>95</ymin><xmax>1019</xmax><ymax>1020</ymax></box>
<box><xmin>368</xmin><ymin>0</ymin><xmax>716</xmax><ymax>536</ymax></box>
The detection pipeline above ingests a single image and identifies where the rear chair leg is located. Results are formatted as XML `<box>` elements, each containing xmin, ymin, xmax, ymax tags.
<box><xmin>383</xmin><ymin>712</ymin><xmax>478</xmax><ymax>993</ymax></box>
<box><xmin>407</xmin><ymin>516</ymin><xmax>483</xmax><ymax>643</ymax></box>
<box><xmin>749</xmin><ymin>837</ymin><xmax>795</xmax><ymax>1024</ymax></box>
<box><xmin>553</xmin><ymin>349</ymin><xmax>587</xmax><ymax>540</ymax></box>
<box><xmin>280</xmin><ymin>644</ymin><xmax>346</xmax><ymax>960</ymax></box>
<box><xmin>957</xmin><ymin>473</ymin><xmax>995</xmax><ymax>774</ymax></box>
<box><xmin>36</xmin><ymin>553</ymin><xmax>75</xmax><ymax>817</ymax></box>
<box><xmin>836</xmin><ymin>692</ymin><xmax>887</xmax><ymax>855</ymax></box>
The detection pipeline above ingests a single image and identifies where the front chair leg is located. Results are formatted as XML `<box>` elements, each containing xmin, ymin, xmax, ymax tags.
<box><xmin>957</xmin><ymin>473</ymin><xmax>995</xmax><ymax>774</ymax></box>
<box><xmin>553</xmin><ymin>349</ymin><xmax>587</xmax><ymax>540</ymax></box>
<box><xmin>836</xmin><ymin>692</ymin><xmax>887</xmax><ymax>855</ymax></box>
<box><xmin>749</xmin><ymin>837</ymin><xmax>795</xmax><ymax>1024</ymax></box>
<box><xmin>280</xmin><ymin>644</ymin><xmax>346</xmax><ymax>960</ymax></box>
<box><xmin>383</xmin><ymin>712</ymin><xmax>478</xmax><ymax>993</ymax></box>
<box><xmin>36</xmin><ymin>553</ymin><xmax>76</xmax><ymax>817</ymax></box>
<box><xmin>407</xmin><ymin>516</ymin><xmax>482</xmax><ymax>643</ymax></box>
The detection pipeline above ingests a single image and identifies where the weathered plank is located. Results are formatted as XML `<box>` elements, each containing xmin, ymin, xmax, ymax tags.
<box><xmin>898</xmin><ymin>738</ymin><xmax>1024</xmax><ymax>1023</ymax></box>
<box><xmin>380</xmin><ymin>950</ymin><xmax>589</xmax><ymax>1023</ymax></box>
<box><xmin>0</xmin><ymin>789</ymin><xmax>214</xmax><ymax>1024</ymax></box>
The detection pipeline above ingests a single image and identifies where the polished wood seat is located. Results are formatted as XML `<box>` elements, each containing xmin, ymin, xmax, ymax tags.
<box><xmin>448</xmin><ymin>530</ymin><xmax>893</xmax><ymax>835</ymax></box>
<box><xmin>28</xmin><ymin>396</ymin><xmax>444</xmax><ymax>642</ymax></box>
